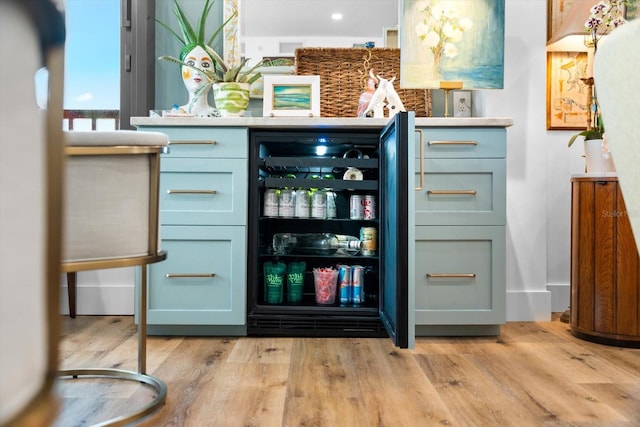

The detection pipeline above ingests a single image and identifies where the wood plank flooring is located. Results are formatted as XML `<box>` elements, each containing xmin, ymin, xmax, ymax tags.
<box><xmin>53</xmin><ymin>315</ymin><xmax>640</xmax><ymax>426</ymax></box>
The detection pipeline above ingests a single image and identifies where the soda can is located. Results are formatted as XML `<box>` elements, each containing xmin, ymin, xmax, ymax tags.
<box><xmin>294</xmin><ymin>189</ymin><xmax>310</xmax><ymax>218</ymax></box>
<box><xmin>264</xmin><ymin>189</ymin><xmax>279</xmax><ymax>217</ymax></box>
<box><xmin>278</xmin><ymin>188</ymin><xmax>295</xmax><ymax>218</ymax></box>
<box><xmin>350</xmin><ymin>195</ymin><xmax>364</xmax><ymax>219</ymax></box>
<box><xmin>338</xmin><ymin>265</ymin><xmax>352</xmax><ymax>304</ymax></box>
<box><xmin>360</xmin><ymin>227</ymin><xmax>377</xmax><ymax>256</ymax></box>
<box><xmin>311</xmin><ymin>190</ymin><xmax>327</xmax><ymax>219</ymax></box>
<box><xmin>363</xmin><ymin>195</ymin><xmax>376</xmax><ymax>220</ymax></box>
<box><xmin>351</xmin><ymin>265</ymin><xmax>364</xmax><ymax>304</ymax></box>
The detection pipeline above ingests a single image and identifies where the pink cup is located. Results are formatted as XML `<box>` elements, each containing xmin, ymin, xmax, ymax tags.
<box><xmin>313</xmin><ymin>268</ymin><xmax>339</xmax><ymax>304</ymax></box>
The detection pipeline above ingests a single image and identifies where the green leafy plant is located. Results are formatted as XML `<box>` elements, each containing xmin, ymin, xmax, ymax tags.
<box><xmin>568</xmin><ymin>116</ymin><xmax>605</xmax><ymax>147</ymax></box>
<box><xmin>156</xmin><ymin>0</ymin><xmax>291</xmax><ymax>85</ymax></box>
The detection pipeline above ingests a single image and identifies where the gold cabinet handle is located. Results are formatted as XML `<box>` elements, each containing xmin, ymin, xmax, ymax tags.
<box><xmin>415</xmin><ymin>129</ymin><xmax>425</xmax><ymax>191</ymax></box>
<box><xmin>168</xmin><ymin>140</ymin><xmax>217</xmax><ymax>145</ymax></box>
<box><xmin>166</xmin><ymin>273</ymin><xmax>216</xmax><ymax>278</ymax></box>
<box><xmin>167</xmin><ymin>189</ymin><xmax>217</xmax><ymax>195</ymax></box>
<box><xmin>428</xmin><ymin>140</ymin><xmax>478</xmax><ymax>145</ymax></box>
<box><xmin>427</xmin><ymin>190</ymin><xmax>477</xmax><ymax>195</ymax></box>
<box><xmin>426</xmin><ymin>273</ymin><xmax>476</xmax><ymax>278</ymax></box>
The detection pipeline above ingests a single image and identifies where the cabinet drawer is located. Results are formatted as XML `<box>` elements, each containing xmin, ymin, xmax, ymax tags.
<box><xmin>415</xmin><ymin>127</ymin><xmax>506</xmax><ymax>159</ymax></box>
<box><xmin>414</xmin><ymin>226</ymin><xmax>505</xmax><ymax>325</ymax></box>
<box><xmin>414</xmin><ymin>158</ymin><xmax>505</xmax><ymax>226</ymax></box>
<box><xmin>143</xmin><ymin>127</ymin><xmax>248</xmax><ymax>158</ymax></box>
<box><xmin>160</xmin><ymin>158</ymin><xmax>247</xmax><ymax>226</ymax></box>
<box><xmin>148</xmin><ymin>226</ymin><xmax>246</xmax><ymax>325</ymax></box>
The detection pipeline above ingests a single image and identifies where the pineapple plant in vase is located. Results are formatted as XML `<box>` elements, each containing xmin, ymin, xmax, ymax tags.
<box><xmin>157</xmin><ymin>0</ymin><xmax>289</xmax><ymax>117</ymax></box>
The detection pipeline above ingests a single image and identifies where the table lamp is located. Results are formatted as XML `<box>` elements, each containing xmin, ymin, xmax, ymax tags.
<box><xmin>546</xmin><ymin>0</ymin><xmax>606</xmax><ymax>130</ymax></box>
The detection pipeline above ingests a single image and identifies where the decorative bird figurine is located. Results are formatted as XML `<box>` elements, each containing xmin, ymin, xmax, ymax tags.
<box><xmin>358</xmin><ymin>70</ymin><xmax>406</xmax><ymax>119</ymax></box>
<box><xmin>385</xmin><ymin>76</ymin><xmax>406</xmax><ymax>118</ymax></box>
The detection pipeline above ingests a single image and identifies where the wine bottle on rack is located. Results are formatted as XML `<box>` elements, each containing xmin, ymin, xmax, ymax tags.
<box><xmin>272</xmin><ymin>233</ymin><xmax>361</xmax><ymax>256</ymax></box>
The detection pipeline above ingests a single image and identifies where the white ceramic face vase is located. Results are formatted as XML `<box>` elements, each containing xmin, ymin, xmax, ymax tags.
<box><xmin>179</xmin><ymin>45</ymin><xmax>219</xmax><ymax>117</ymax></box>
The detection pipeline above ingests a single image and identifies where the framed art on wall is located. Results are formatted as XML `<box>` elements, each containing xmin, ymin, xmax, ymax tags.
<box><xmin>546</xmin><ymin>51</ymin><xmax>589</xmax><ymax>130</ymax></box>
<box><xmin>400</xmin><ymin>0</ymin><xmax>505</xmax><ymax>90</ymax></box>
<box><xmin>263</xmin><ymin>75</ymin><xmax>321</xmax><ymax>117</ymax></box>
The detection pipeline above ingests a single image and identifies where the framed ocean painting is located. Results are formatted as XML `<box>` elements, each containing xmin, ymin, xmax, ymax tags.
<box><xmin>263</xmin><ymin>75</ymin><xmax>321</xmax><ymax>117</ymax></box>
<box><xmin>400</xmin><ymin>0</ymin><xmax>505</xmax><ymax>90</ymax></box>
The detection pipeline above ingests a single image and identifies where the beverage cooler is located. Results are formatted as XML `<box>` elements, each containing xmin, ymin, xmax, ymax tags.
<box><xmin>247</xmin><ymin>112</ymin><xmax>415</xmax><ymax>348</ymax></box>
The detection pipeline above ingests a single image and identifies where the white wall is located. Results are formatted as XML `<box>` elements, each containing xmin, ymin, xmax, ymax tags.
<box><xmin>478</xmin><ymin>0</ymin><xmax>586</xmax><ymax>320</ymax></box>
<box><xmin>78</xmin><ymin>0</ymin><xmax>583</xmax><ymax>321</ymax></box>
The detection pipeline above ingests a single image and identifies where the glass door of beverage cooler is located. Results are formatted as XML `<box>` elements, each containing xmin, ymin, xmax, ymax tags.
<box><xmin>379</xmin><ymin>111</ymin><xmax>415</xmax><ymax>349</ymax></box>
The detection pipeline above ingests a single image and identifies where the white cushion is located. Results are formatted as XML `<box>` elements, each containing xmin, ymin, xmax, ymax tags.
<box><xmin>64</xmin><ymin>129</ymin><xmax>168</xmax><ymax>147</ymax></box>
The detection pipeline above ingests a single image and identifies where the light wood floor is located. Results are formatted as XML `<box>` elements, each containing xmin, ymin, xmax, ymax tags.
<box><xmin>53</xmin><ymin>315</ymin><xmax>640</xmax><ymax>427</ymax></box>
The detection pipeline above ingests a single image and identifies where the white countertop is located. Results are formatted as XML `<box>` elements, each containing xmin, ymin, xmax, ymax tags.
<box><xmin>131</xmin><ymin>116</ymin><xmax>513</xmax><ymax>128</ymax></box>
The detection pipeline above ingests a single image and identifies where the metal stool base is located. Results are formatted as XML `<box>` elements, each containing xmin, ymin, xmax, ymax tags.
<box><xmin>58</xmin><ymin>368</ymin><xmax>167</xmax><ymax>426</ymax></box>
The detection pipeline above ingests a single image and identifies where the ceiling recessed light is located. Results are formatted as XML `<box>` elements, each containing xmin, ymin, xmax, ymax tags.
<box><xmin>331</xmin><ymin>12</ymin><xmax>343</xmax><ymax>21</ymax></box>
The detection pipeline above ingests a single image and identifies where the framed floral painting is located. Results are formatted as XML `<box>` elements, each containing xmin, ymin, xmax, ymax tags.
<box><xmin>546</xmin><ymin>51</ymin><xmax>590</xmax><ymax>130</ymax></box>
<box><xmin>400</xmin><ymin>0</ymin><xmax>505</xmax><ymax>90</ymax></box>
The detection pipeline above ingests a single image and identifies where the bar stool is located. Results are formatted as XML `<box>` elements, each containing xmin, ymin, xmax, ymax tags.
<box><xmin>58</xmin><ymin>130</ymin><xmax>169</xmax><ymax>426</ymax></box>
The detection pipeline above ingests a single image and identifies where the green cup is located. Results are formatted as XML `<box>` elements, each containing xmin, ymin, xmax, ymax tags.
<box><xmin>264</xmin><ymin>261</ymin><xmax>286</xmax><ymax>304</ymax></box>
<box><xmin>287</xmin><ymin>261</ymin><xmax>306</xmax><ymax>303</ymax></box>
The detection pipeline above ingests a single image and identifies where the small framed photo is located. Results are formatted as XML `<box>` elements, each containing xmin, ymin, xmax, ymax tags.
<box><xmin>453</xmin><ymin>91</ymin><xmax>472</xmax><ymax>117</ymax></box>
<box><xmin>263</xmin><ymin>75</ymin><xmax>321</xmax><ymax>117</ymax></box>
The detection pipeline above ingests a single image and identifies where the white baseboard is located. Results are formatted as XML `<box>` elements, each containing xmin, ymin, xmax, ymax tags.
<box><xmin>506</xmin><ymin>290</ymin><xmax>552</xmax><ymax>321</ymax></box>
<box><xmin>59</xmin><ymin>267</ymin><xmax>135</xmax><ymax>316</ymax></box>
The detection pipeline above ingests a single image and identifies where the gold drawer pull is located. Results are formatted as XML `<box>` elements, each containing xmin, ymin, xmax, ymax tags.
<box><xmin>167</xmin><ymin>189</ymin><xmax>217</xmax><ymax>195</ymax></box>
<box><xmin>166</xmin><ymin>273</ymin><xmax>216</xmax><ymax>278</ymax></box>
<box><xmin>427</xmin><ymin>273</ymin><xmax>476</xmax><ymax>279</ymax></box>
<box><xmin>428</xmin><ymin>140</ymin><xmax>478</xmax><ymax>145</ymax></box>
<box><xmin>169</xmin><ymin>140</ymin><xmax>217</xmax><ymax>145</ymax></box>
<box><xmin>427</xmin><ymin>190</ymin><xmax>477</xmax><ymax>195</ymax></box>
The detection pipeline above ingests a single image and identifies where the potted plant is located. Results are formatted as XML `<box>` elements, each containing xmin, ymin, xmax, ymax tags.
<box><xmin>567</xmin><ymin>115</ymin><xmax>604</xmax><ymax>148</ymax></box>
<box><xmin>156</xmin><ymin>0</ymin><xmax>289</xmax><ymax>116</ymax></box>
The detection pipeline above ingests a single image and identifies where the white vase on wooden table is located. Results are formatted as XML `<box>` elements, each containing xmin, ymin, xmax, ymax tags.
<box><xmin>584</xmin><ymin>138</ymin><xmax>615</xmax><ymax>173</ymax></box>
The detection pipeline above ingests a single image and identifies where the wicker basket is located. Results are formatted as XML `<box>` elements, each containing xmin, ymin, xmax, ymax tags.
<box><xmin>295</xmin><ymin>47</ymin><xmax>431</xmax><ymax>118</ymax></box>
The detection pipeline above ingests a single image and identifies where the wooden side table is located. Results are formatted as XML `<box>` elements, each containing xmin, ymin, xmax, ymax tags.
<box><xmin>570</xmin><ymin>175</ymin><xmax>640</xmax><ymax>347</ymax></box>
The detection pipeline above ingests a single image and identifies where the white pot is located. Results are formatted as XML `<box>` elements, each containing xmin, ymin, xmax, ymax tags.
<box><xmin>584</xmin><ymin>138</ymin><xmax>615</xmax><ymax>173</ymax></box>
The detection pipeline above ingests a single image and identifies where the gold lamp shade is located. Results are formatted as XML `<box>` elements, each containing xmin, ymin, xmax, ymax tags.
<box><xmin>547</xmin><ymin>0</ymin><xmax>594</xmax><ymax>52</ymax></box>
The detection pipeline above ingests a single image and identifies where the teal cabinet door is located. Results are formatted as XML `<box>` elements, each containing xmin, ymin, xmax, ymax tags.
<box><xmin>414</xmin><ymin>127</ymin><xmax>507</xmax><ymax>159</ymax></box>
<box><xmin>414</xmin><ymin>158</ymin><xmax>506</xmax><ymax>226</ymax></box>
<box><xmin>160</xmin><ymin>158</ymin><xmax>248</xmax><ymax>226</ymax></box>
<box><xmin>414</xmin><ymin>226</ymin><xmax>505</xmax><ymax>326</ymax></box>
<box><xmin>147</xmin><ymin>226</ymin><xmax>246</xmax><ymax>325</ymax></box>
<box><xmin>144</xmin><ymin>127</ymin><xmax>248</xmax><ymax>158</ymax></box>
